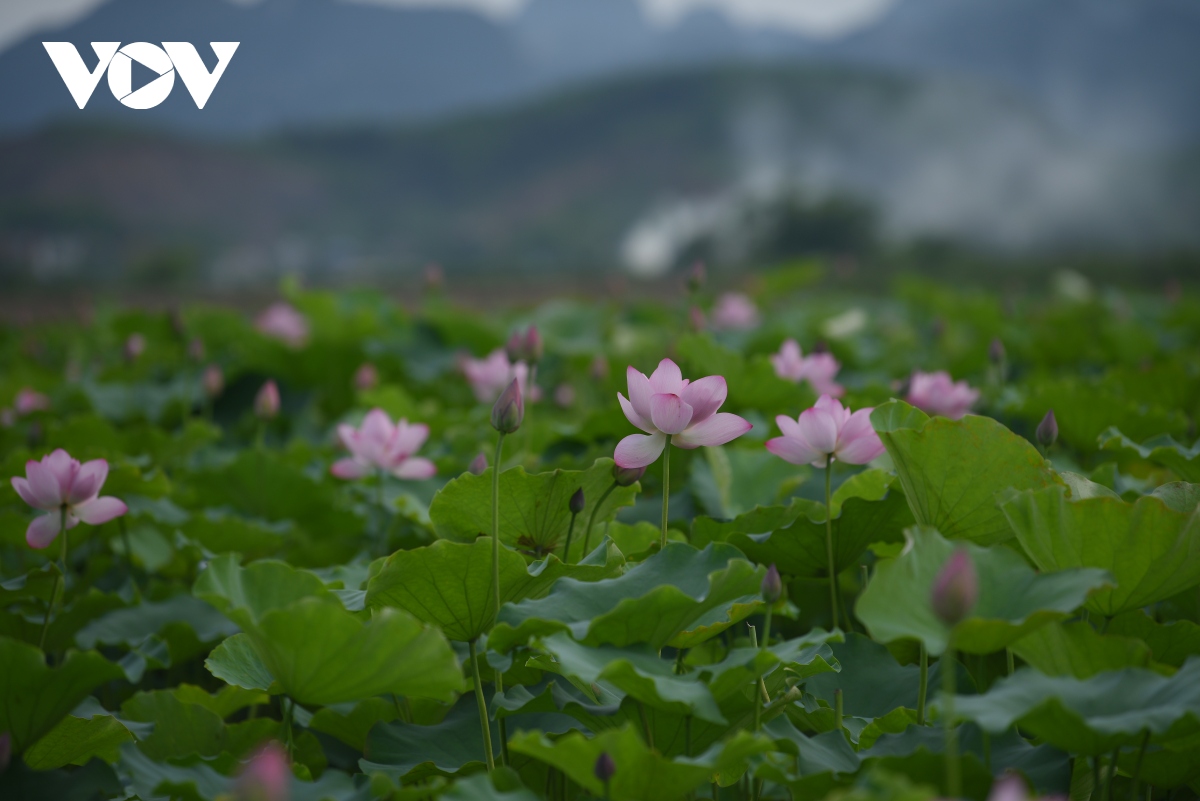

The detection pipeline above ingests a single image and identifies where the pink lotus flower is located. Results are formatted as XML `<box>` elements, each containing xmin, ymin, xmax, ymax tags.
<box><xmin>10</xmin><ymin>449</ymin><xmax>128</xmax><ymax>549</ymax></box>
<box><xmin>234</xmin><ymin>741</ymin><xmax>290</xmax><ymax>801</ymax></box>
<box><xmin>462</xmin><ymin>349</ymin><xmax>535</xmax><ymax>403</ymax></box>
<box><xmin>354</xmin><ymin>363</ymin><xmax>379</xmax><ymax>392</ymax></box>
<box><xmin>906</xmin><ymin>370</ymin><xmax>979</xmax><ymax>420</ymax></box>
<box><xmin>712</xmin><ymin>293</ymin><xmax>760</xmax><ymax>331</ymax></box>
<box><xmin>255</xmin><ymin>380</ymin><xmax>280</xmax><ymax>420</ymax></box>
<box><xmin>331</xmin><ymin>408</ymin><xmax>436</xmax><ymax>480</ymax></box>
<box><xmin>766</xmin><ymin>395</ymin><xmax>884</xmax><ymax>468</ymax></box>
<box><xmin>255</xmin><ymin>303</ymin><xmax>310</xmax><ymax>348</ymax></box>
<box><xmin>614</xmin><ymin>359</ymin><xmax>752</xmax><ymax>468</ymax></box>
<box><xmin>770</xmin><ymin>339</ymin><xmax>844</xmax><ymax>397</ymax></box>
<box><xmin>14</xmin><ymin>387</ymin><xmax>49</xmax><ymax>415</ymax></box>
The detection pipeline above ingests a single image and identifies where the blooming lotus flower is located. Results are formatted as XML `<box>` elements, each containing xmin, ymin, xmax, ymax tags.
<box><xmin>255</xmin><ymin>381</ymin><xmax>280</xmax><ymax>420</ymax></box>
<box><xmin>906</xmin><ymin>370</ymin><xmax>979</xmax><ymax>420</ymax></box>
<box><xmin>331</xmin><ymin>408</ymin><xmax>436</xmax><ymax>480</ymax></box>
<box><xmin>256</xmin><ymin>302</ymin><xmax>310</xmax><ymax>348</ymax></box>
<box><xmin>766</xmin><ymin>395</ymin><xmax>884</xmax><ymax>468</ymax></box>
<box><xmin>234</xmin><ymin>742</ymin><xmax>290</xmax><ymax>801</ymax></box>
<box><xmin>614</xmin><ymin>359</ymin><xmax>752</xmax><ymax>468</ymax></box>
<box><xmin>712</xmin><ymin>292</ymin><xmax>760</xmax><ymax>330</ymax></box>
<box><xmin>11</xmin><ymin>449</ymin><xmax>128</xmax><ymax>549</ymax></box>
<box><xmin>14</xmin><ymin>387</ymin><xmax>49</xmax><ymax>415</ymax></box>
<box><xmin>770</xmin><ymin>339</ymin><xmax>844</xmax><ymax>397</ymax></box>
<box><xmin>462</xmin><ymin>349</ymin><xmax>534</xmax><ymax>403</ymax></box>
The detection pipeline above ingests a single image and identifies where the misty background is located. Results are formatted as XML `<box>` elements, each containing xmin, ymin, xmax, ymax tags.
<box><xmin>0</xmin><ymin>0</ymin><xmax>1198</xmax><ymax>291</ymax></box>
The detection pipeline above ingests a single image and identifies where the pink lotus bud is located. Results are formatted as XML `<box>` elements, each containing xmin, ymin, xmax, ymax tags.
<box><xmin>491</xmin><ymin>379</ymin><xmax>523</xmax><ymax>434</ymax></box>
<box><xmin>590</xmin><ymin>356</ymin><xmax>609</xmax><ymax>381</ymax></box>
<box><xmin>612</xmin><ymin>464</ymin><xmax>645</xmax><ymax>487</ymax></box>
<box><xmin>594</xmin><ymin>752</ymin><xmax>616</xmax><ymax>783</ymax></box>
<box><xmin>14</xmin><ymin>387</ymin><xmax>49</xmax><ymax>416</ymax></box>
<box><xmin>931</xmin><ymin>548</ymin><xmax>978</xmax><ymax>627</ymax></box>
<box><xmin>124</xmin><ymin>333</ymin><xmax>146</xmax><ymax>362</ymax></box>
<box><xmin>1036</xmin><ymin>410</ymin><xmax>1058</xmax><ymax>447</ymax></box>
<box><xmin>689</xmin><ymin>305</ymin><xmax>707</xmax><ymax>332</ymax></box>
<box><xmin>0</xmin><ymin>731</ymin><xmax>10</xmax><ymax>774</ymax></box>
<box><xmin>188</xmin><ymin>337</ymin><xmax>206</xmax><ymax>362</ymax></box>
<box><xmin>553</xmin><ymin>384</ymin><xmax>576</xmax><ymax>408</ymax></box>
<box><xmin>354</xmin><ymin>363</ymin><xmax>378</xmax><ymax>392</ymax></box>
<box><xmin>686</xmin><ymin>261</ymin><xmax>706</xmax><ymax>293</ymax></box>
<box><xmin>255</xmin><ymin>381</ymin><xmax>280</xmax><ymax>420</ymax></box>
<box><xmin>569</xmin><ymin>487</ymin><xmax>586</xmax><ymax>515</ymax></box>
<box><xmin>524</xmin><ymin>326</ymin><xmax>544</xmax><ymax>364</ymax></box>
<box><xmin>988</xmin><ymin>338</ymin><xmax>1005</xmax><ymax>365</ymax></box>
<box><xmin>234</xmin><ymin>742</ymin><xmax>290</xmax><ymax>801</ymax></box>
<box><xmin>761</xmin><ymin>564</ymin><xmax>782</xmax><ymax>603</ymax></box>
<box><xmin>203</xmin><ymin>365</ymin><xmax>225</xmax><ymax>399</ymax></box>
<box><xmin>469</xmin><ymin>453</ymin><xmax>488</xmax><ymax>475</ymax></box>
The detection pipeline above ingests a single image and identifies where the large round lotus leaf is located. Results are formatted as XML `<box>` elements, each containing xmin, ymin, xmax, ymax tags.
<box><xmin>1009</xmin><ymin>622</ymin><xmax>1154</xmax><ymax>679</ymax></box>
<box><xmin>1000</xmin><ymin>484</ymin><xmax>1200</xmax><ymax>616</ymax></box>
<box><xmin>488</xmin><ymin>542</ymin><xmax>764</xmax><ymax>652</ymax></box>
<box><xmin>193</xmin><ymin>553</ymin><xmax>330</xmax><ymax>630</ymax></box>
<box><xmin>1099</xmin><ymin>428</ymin><xmax>1200</xmax><ymax>482</ymax></box>
<box><xmin>365</xmin><ymin>537</ymin><xmax>623</xmax><ymax>642</ymax></box>
<box><xmin>856</xmin><ymin>526</ymin><xmax>1111</xmax><ymax>655</ymax></box>
<box><xmin>428</xmin><ymin>457</ymin><xmax>638</xmax><ymax>553</ymax></box>
<box><xmin>950</xmin><ymin>658</ymin><xmax>1200</xmax><ymax>756</ymax></box>
<box><xmin>870</xmin><ymin>401</ymin><xmax>1062</xmax><ymax>545</ymax></box>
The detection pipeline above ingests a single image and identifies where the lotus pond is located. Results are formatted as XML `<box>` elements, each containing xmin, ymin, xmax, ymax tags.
<box><xmin>2</xmin><ymin>272</ymin><xmax>1200</xmax><ymax>801</ymax></box>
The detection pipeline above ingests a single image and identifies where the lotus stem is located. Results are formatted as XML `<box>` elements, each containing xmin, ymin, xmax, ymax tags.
<box><xmin>943</xmin><ymin>644</ymin><xmax>961</xmax><ymax>798</ymax></box>
<box><xmin>468</xmin><ymin>639</ymin><xmax>496</xmax><ymax>771</ymax></box>
<box><xmin>1007</xmin><ymin>648</ymin><xmax>1015</xmax><ymax>675</ymax></box>
<box><xmin>490</xmin><ymin>431</ymin><xmax>509</xmax><ymax>766</ymax></box>
<box><xmin>1131</xmin><ymin>729</ymin><xmax>1150</xmax><ymax>801</ymax></box>
<box><xmin>834</xmin><ymin>688</ymin><xmax>844</xmax><ymax>734</ymax></box>
<box><xmin>39</xmin><ymin>509</ymin><xmax>69</xmax><ymax>652</ymax></box>
<box><xmin>917</xmin><ymin>643</ymin><xmax>928</xmax><ymax>725</ymax></box>
<box><xmin>824</xmin><ymin>455</ymin><xmax>840</xmax><ymax>629</ymax></box>
<box><xmin>660</xmin><ymin>436</ymin><xmax>673</xmax><ymax>549</ymax></box>
<box><xmin>563</xmin><ymin>510</ymin><xmax>578</xmax><ymax>565</ymax></box>
<box><xmin>581</xmin><ymin>481</ymin><xmax>617</xmax><ymax>558</ymax></box>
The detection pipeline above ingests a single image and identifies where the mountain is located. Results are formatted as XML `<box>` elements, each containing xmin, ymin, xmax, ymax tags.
<box><xmin>3</xmin><ymin>64</ymin><xmax>1197</xmax><ymax>287</ymax></box>
<box><xmin>0</xmin><ymin>0</ymin><xmax>1197</xmax><ymax>146</ymax></box>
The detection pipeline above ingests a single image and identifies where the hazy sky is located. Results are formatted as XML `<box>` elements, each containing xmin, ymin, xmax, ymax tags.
<box><xmin>0</xmin><ymin>0</ymin><xmax>895</xmax><ymax>51</ymax></box>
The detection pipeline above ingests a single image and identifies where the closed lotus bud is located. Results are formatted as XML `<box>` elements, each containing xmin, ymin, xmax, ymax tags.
<box><xmin>0</xmin><ymin>731</ymin><xmax>10</xmax><ymax>774</ymax></box>
<box><xmin>491</xmin><ymin>379</ymin><xmax>524</xmax><ymax>433</ymax></box>
<box><xmin>469</xmin><ymin>452</ymin><xmax>488</xmax><ymax>475</ymax></box>
<box><xmin>524</xmin><ymin>326</ymin><xmax>544</xmax><ymax>364</ymax></box>
<box><xmin>505</xmin><ymin>330</ymin><xmax>524</xmax><ymax>363</ymax></box>
<box><xmin>188</xmin><ymin>337</ymin><xmax>206</xmax><ymax>362</ymax></box>
<box><xmin>255</xmin><ymin>380</ymin><xmax>280</xmax><ymax>420</ymax></box>
<box><xmin>594</xmin><ymin>752</ymin><xmax>616</xmax><ymax>783</ymax></box>
<box><xmin>590</xmin><ymin>355</ymin><xmax>609</xmax><ymax>381</ymax></box>
<box><xmin>988</xmin><ymin>337</ymin><xmax>1005</xmax><ymax>365</ymax></box>
<box><xmin>234</xmin><ymin>741</ymin><xmax>290</xmax><ymax>801</ymax></box>
<box><xmin>689</xmin><ymin>305</ymin><xmax>706</xmax><ymax>332</ymax></box>
<box><xmin>613</xmin><ymin>464</ymin><xmax>646</xmax><ymax>487</ymax></box>
<box><xmin>354</xmin><ymin>363</ymin><xmax>378</xmax><ymax>391</ymax></box>
<box><xmin>761</xmin><ymin>564</ymin><xmax>782</xmax><ymax>603</ymax></box>
<box><xmin>203</xmin><ymin>365</ymin><xmax>225</xmax><ymax>398</ymax></box>
<box><xmin>569</xmin><ymin>487</ymin><xmax>586</xmax><ymax>515</ymax></box>
<box><xmin>124</xmin><ymin>333</ymin><xmax>146</xmax><ymax>362</ymax></box>
<box><xmin>1036</xmin><ymin>409</ymin><xmax>1058</xmax><ymax>448</ymax></box>
<box><xmin>686</xmin><ymin>261</ymin><xmax>706</xmax><ymax>292</ymax></box>
<box><xmin>931</xmin><ymin>548</ymin><xmax>978</xmax><ymax>628</ymax></box>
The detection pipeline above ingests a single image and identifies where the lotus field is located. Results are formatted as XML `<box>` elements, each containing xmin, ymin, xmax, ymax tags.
<box><xmin>3</xmin><ymin>272</ymin><xmax>1200</xmax><ymax>801</ymax></box>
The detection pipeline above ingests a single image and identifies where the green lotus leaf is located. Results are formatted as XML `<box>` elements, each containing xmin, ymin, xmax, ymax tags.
<box><xmin>1000</xmin><ymin>484</ymin><xmax>1200</xmax><ymax>616</ymax></box>
<box><xmin>0</xmin><ymin>637</ymin><xmax>125</xmax><ymax>754</ymax></box>
<box><xmin>1098</xmin><ymin>428</ymin><xmax>1200</xmax><ymax>482</ymax></box>
<box><xmin>441</xmin><ymin>770</ymin><xmax>539</xmax><ymax>801</ymax></box>
<box><xmin>428</xmin><ymin>457</ymin><xmax>638</xmax><ymax>554</ymax></box>
<box><xmin>856</xmin><ymin>526</ymin><xmax>1111</xmax><ymax>655</ymax></box>
<box><xmin>23</xmin><ymin>700</ymin><xmax>146</xmax><ymax>770</ymax></box>
<box><xmin>204</xmin><ymin>633</ymin><xmax>276</xmax><ymax>693</ymax></box>
<box><xmin>950</xmin><ymin>658</ymin><xmax>1200</xmax><ymax>755</ymax></box>
<box><xmin>365</xmin><ymin>537</ymin><xmax>624</xmax><ymax>642</ymax></box>
<box><xmin>870</xmin><ymin>401</ymin><xmax>1063</xmax><ymax>545</ymax></box>
<box><xmin>193</xmin><ymin>553</ymin><xmax>330</xmax><ymax>630</ymax></box>
<box><xmin>1107</xmin><ymin>611</ymin><xmax>1200</xmax><ymax>668</ymax></box>
<box><xmin>488</xmin><ymin>542</ymin><xmax>765</xmax><ymax>653</ymax></box>
<box><xmin>121</xmin><ymin>691</ymin><xmax>226</xmax><ymax>761</ymax></box>
<box><xmin>75</xmin><ymin>593</ymin><xmax>238</xmax><ymax>664</ymax></box>
<box><xmin>308</xmin><ymin>698</ymin><xmax>398</xmax><ymax>752</ymax></box>
<box><xmin>1010</xmin><ymin>622</ymin><xmax>1155</xmax><ymax>679</ymax></box>
<box><xmin>689</xmin><ymin>445</ymin><xmax>807</xmax><ymax>519</ymax></box>
<box><xmin>508</xmin><ymin>722</ymin><xmax>774</xmax><ymax>801</ymax></box>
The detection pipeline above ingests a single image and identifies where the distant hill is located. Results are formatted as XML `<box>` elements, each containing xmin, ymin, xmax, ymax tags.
<box><xmin>0</xmin><ymin>0</ymin><xmax>1197</xmax><ymax>147</ymax></box>
<box><xmin>3</xmin><ymin>65</ymin><xmax>1197</xmax><ymax>286</ymax></box>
